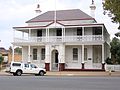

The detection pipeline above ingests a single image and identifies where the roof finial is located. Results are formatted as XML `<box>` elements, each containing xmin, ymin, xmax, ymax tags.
<box><xmin>35</xmin><ymin>3</ymin><xmax>41</xmax><ymax>14</ymax></box>
<box><xmin>92</xmin><ymin>0</ymin><xmax>94</xmax><ymax>4</ymax></box>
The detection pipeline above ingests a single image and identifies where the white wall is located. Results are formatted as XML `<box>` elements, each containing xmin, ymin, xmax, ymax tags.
<box><xmin>22</xmin><ymin>46</ymin><xmax>28</xmax><ymax>63</ymax></box>
<box><xmin>65</xmin><ymin>45</ymin><xmax>82</xmax><ymax>69</ymax></box>
<box><xmin>22</xmin><ymin>46</ymin><xmax>45</xmax><ymax>68</ymax></box>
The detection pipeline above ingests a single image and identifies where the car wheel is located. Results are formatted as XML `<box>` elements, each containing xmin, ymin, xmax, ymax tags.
<box><xmin>39</xmin><ymin>71</ymin><xmax>44</xmax><ymax>76</ymax></box>
<box><xmin>16</xmin><ymin>70</ymin><xmax>22</xmax><ymax>76</ymax></box>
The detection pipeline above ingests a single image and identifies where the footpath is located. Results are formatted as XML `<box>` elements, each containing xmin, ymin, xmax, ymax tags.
<box><xmin>0</xmin><ymin>70</ymin><xmax>120</xmax><ymax>77</ymax></box>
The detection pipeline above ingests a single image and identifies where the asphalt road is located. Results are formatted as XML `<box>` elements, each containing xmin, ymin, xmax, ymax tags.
<box><xmin>0</xmin><ymin>76</ymin><xmax>120</xmax><ymax>90</ymax></box>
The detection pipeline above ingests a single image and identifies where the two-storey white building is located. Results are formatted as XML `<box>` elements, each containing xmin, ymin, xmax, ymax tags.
<box><xmin>12</xmin><ymin>8</ymin><xmax>110</xmax><ymax>71</ymax></box>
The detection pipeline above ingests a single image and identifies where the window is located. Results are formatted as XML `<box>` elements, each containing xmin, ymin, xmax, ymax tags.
<box><xmin>73</xmin><ymin>48</ymin><xmax>78</xmax><ymax>61</ymax></box>
<box><xmin>37</xmin><ymin>30</ymin><xmax>42</xmax><ymax>37</ymax></box>
<box><xmin>56</xmin><ymin>28</ymin><xmax>62</xmax><ymax>36</ymax></box>
<box><xmin>84</xmin><ymin>48</ymin><xmax>87</xmax><ymax>61</ymax></box>
<box><xmin>12</xmin><ymin>63</ymin><xmax>21</xmax><ymax>67</ymax></box>
<box><xmin>41</xmin><ymin>48</ymin><xmax>45</xmax><ymax>60</ymax></box>
<box><xmin>93</xmin><ymin>27</ymin><xmax>102</xmax><ymax>35</ymax></box>
<box><xmin>24</xmin><ymin>64</ymin><xmax>29</xmax><ymax>68</ymax></box>
<box><xmin>33</xmin><ymin>49</ymin><xmax>37</xmax><ymax>60</ymax></box>
<box><xmin>77</xmin><ymin>28</ymin><xmax>82</xmax><ymax>36</ymax></box>
<box><xmin>30</xmin><ymin>64</ymin><xmax>37</xmax><ymax>68</ymax></box>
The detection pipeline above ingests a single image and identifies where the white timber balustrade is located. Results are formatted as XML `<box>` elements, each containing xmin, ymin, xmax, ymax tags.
<box><xmin>14</xmin><ymin>35</ymin><xmax>103</xmax><ymax>43</ymax></box>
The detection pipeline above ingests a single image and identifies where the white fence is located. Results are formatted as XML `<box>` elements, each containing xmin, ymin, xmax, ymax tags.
<box><xmin>105</xmin><ymin>65</ymin><xmax>120</xmax><ymax>71</ymax></box>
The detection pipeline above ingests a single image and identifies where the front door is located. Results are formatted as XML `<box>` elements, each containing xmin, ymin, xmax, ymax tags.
<box><xmin>51</xmin><ymin>50</ymin><xmax>59</xmax><ymax>71</ymax></box>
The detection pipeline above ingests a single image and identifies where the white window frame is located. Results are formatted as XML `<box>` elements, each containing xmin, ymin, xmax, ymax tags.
<box><xmin>41</xmin><ymin>48</ymin><xmax>45</xmax><ymax>60</ymax></box>
<box><xmin>73</xmin><ymin>48</ymin><xmax>78</xmax><ymax>61</ymax></box>
<box><xmin>33</xmin><ymin>48</ymin><xmax>37</xmax><ymax>60</ymax></box>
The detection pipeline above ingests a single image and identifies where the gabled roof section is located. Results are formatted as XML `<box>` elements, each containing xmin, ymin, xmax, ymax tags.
<box><xmin>26</xmin><ymin>9</ymin><xmax>95</xmax><ymax>23</ymax></box>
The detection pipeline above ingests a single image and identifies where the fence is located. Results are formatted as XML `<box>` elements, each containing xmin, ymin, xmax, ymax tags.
<box><xmin>105</xmin><ymin>65</ymin><xmax>120</xmax><ymax>71</ymax></box>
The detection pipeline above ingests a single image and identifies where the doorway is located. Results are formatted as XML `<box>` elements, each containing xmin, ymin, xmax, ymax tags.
<box><xmin>51</xmin><ymin>50</ymin><xmax>59</xmax><ymax>71</ymax></box>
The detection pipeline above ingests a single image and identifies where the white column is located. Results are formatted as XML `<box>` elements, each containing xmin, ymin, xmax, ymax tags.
<box><xmin>102</xmin><ymin>25</ymin><xmax>104</xmax><ymax>41</ymax></box>
<box><xmin>82</xmin><ymin>27</ymin><xmax>85</xmax><ymax>36</ymax></box>
<box><xmin>28</xmin><ymin>45</ymin><xmax>31</xmax><ymax>63</ymax></box>
<box><xmin>22</xmin><ymin>32</ymin><xmax>24</xmax><ymax>39</ymax></box>
<box><xmin>12</xmin><ymin>45</ymin><xmax>15</xmax><ymax>62</ymax></box>
<box><xmin>82</xmin><ymin>27</ymin><xmax>85</xmax><ymax>42</ymax></box>
<box><xmin>64</xmin><ymin>28</ymin><xmax>65</xmax><ymax>36</ymax></box>
<box><xmin>82</xmin><ymin>45</ymin><xmax>84</xmax><ymax>63</ymax></box>
<box><xmin>102</xmin><ymin>44</ymin><xmax>105</xmax><ymax>63</ymax></box>
<box><xmin>28</xmin><ymin>29</ymin><xmax>31</xmax><ymax>41</ymax></box>
<box><xmin>48</xmin><ymin>28</ymin><xmax>49</xmax><ymax>42</ymax></box>
<box><xmin>46</xmin><ymin>28</ymin><xmax>48</xmax><ymax>42</ymax></box>
<box><xmin>59</xmin><ymin>45</ymin><xmax>65</xmax><ymax>63</ymax></box>
<box><xmin>62</xmin><ymin>28</ymin><xmax>64</xmax><ymax>42</ymax></box>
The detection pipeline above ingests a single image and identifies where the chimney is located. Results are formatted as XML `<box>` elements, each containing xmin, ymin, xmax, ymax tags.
<box><xmin>90</xmin><ymin>0</ymin><xmax>96</xmax><ymax>18</ymax></box>
<box><xmin>35</xmin><ymin>4</ymin><xmax>41</xmax><ymax>14</ymax></box>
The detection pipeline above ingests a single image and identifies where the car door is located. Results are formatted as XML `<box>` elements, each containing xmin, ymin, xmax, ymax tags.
<box><xmin>24</xmin><ymin>64</ymin><xmax>30</xmax><ymax>74</ymax></box>
<box><xmin>30</xmin><ymin>64</ymin><xmax>39</xmax><ymax>74</ymax></box>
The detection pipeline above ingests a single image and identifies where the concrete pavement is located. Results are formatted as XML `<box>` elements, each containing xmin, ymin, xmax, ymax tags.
<box><xmin>0</xmin><ymin>70</ymin><xmax>120</xmax><ymax>77</ymax></box>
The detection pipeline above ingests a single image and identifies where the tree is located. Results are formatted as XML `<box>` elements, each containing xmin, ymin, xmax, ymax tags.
<box><xmin>103</xmin><ymin>0</ymin><xmax>120</xmax><ymax>29</ymax></box>
<box><xmin>109</xmin><ymin>37</ymin><xmax>120</xmax><ymax>64</ymax></box>
<box><xmin>0</xmin><ymin>56</ymin><xmax>4</xmax><ymax>70</ymax></box>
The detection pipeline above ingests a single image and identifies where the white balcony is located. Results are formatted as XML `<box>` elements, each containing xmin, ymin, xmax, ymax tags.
<box><xmin>14</xmin><ymin>35</ymin><xmax>104</xmax><ymax>44</ymax></box>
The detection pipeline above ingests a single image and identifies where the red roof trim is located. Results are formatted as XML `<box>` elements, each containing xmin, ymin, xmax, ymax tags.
<box><xmin>13</xmin><ymin>26</ymin><xmax>46</xmax><ymax>29</ymax></box>
<box><xmin>64</xmin><ymin>24</ymin><xmax>104</xmax><ymax>27</ymax></box>
<box><xmin>13</xmin><ymin>21</ymin><xmax>55</xmax><ymax>29</ymax></box>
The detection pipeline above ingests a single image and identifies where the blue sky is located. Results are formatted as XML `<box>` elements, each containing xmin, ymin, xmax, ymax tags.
<box><xmin>0</xmin><ymin>0</ymin><xmax>119</xmax><ymax>49</ymax></box>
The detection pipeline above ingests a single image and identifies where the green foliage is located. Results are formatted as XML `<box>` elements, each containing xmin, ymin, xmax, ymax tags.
<box><xmin>0</xmin><ymin>56</ymin><xmax>3</xmax><ymax>64</ymax></box>
<box><xmin>103</xmin><ymin>0</ymin><xmax>120</xmax><ymax>29</ymax></box>
<box><xmin>105</xmin><ymin>57</ymin><xmax>112</xmax><ymax>64</ymax></box>
<box><xmin>15</xmin><ymin>47</ymin><xmax>22</xmax><ymax>54</ymax></box>
<box><xmin>110</xmin><ymin>37</ymin><xmax>120</xmax><ymax>64</ymax></box>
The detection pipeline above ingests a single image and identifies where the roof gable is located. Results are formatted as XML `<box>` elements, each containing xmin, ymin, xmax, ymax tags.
<box><xmin>26</xmin><ymin>9</ymin><xmax>94</xmax><ymax>23</ymax></box>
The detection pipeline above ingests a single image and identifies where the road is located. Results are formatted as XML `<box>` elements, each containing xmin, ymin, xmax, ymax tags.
<box><xmin>0</xmin><ymin>76</ymin><xmax>120</xmax><ymax>90</ymax></box>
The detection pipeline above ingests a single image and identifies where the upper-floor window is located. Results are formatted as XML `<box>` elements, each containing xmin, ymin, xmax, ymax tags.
<box><xmin>41</xmin><ymin>48</ymin><xmax>45</xmax><ymax>60</ymax></box>
<box><xmin>56</xmin><ymin>28</ymin><xmax>62</xmax><ymax>36</ymax></box>
<box><xmin>33</xmin><ymin>48</ymin><xmax>37</xmax><ymax>60</ymax></box>
<box><xmin>77</xmin><ymin>28</ymin><xmax>82</xmax><ymax>36</ymax></box>
<box><xmin>37</xmin><ymin>30</ymin><xmax>42</xmax><ymax>37</ymax></box>
<box><xmin>73</xmin><ymin>48</ymin><xmax>78</xmax><ymax>61</ymax></box>
<box><xmin>93</xmin><ymin>27</ymin><xmax>102</xmax><ymax>35</ymax></box>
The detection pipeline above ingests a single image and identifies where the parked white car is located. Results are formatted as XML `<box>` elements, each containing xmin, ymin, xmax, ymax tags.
<box><xmin>6</xmin><ymin>62</ymin><xmax>46</xmax><ymax>76</ymax></box>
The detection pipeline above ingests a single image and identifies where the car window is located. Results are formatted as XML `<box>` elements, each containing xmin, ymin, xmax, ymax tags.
<box><xmin>30</xmin><ymin>64</ymin><xmax>37</xmax><ymax>68</ymax></box>
<box><xmin>12</xmin><ymin>63</ymin><xmax>21</xmax><ymax>67</ymax></box>
<box><xmin>24</xmin><ymin>64</ymin><xmax>29</xmax><ymax>68</ymax></box>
